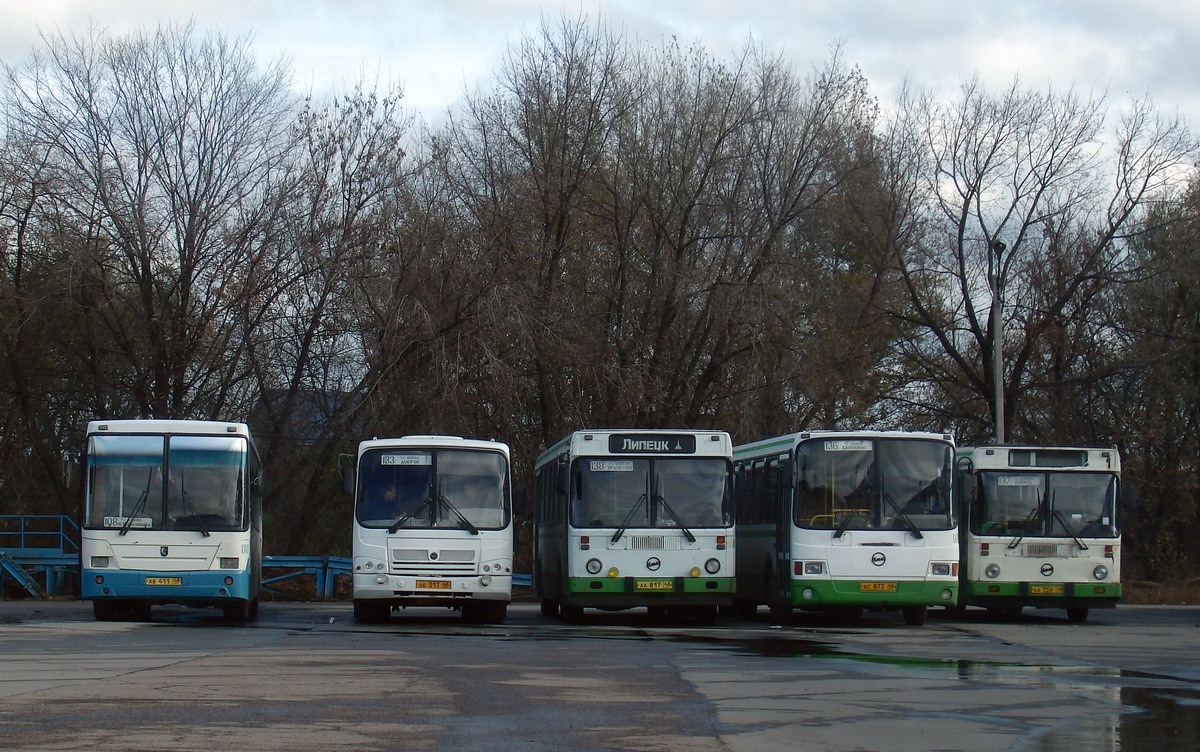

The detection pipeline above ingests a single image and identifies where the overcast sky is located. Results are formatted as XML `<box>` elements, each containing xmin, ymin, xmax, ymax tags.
<box><xmin>2</xmin><ymin>0</ymin><xmax>1197</xmax><ymax>129</ymax></box>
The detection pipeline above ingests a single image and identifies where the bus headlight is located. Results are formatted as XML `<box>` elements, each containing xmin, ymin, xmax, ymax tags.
<box><xmin>1093</xmin><ymin>565</ymin><xmax>1109</xmax><ymax>580</ymax></box>
<box><xmin>704</xmin><ymin>558</ymin><xmax>721</xmax><ymax>575</ymax></box>
<box><xmin>220</xmin><ymin>557</ymin><xmax>239</xmax><ymax>569</ymax></box>
<box><xmin>803</xmin><ymin>561</ymin><xmax>825</xmax><ymax>575</ymax></box>
<box><xmin>90</xmin><ymin>556</ymin><xmax>110</xmax><ymax>568</ymax></box>
<box><xmin>586</xmin><ymin>558</ymin><xmax>603</xmax><ymax>575</ymax></box>
<box><xmin>985</xmin><ymin>563</ymin><xmax>1001</xmax><ymax>579</ymax></box>
<box><xmin>931</xmin><ymin>563</ymin><xmax>951</xmax><ymax>576</ymax></box>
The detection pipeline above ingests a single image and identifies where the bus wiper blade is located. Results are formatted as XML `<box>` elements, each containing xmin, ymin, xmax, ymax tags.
<box><xmin>833</xmin><ymin>509</ymin><xmax>861</xmax><ymax>539</ymax></box>
<box><xmin>611</xmin><ymin>493</ymin><xmax>648</xmax><ymax>544</ymax></box>
<box><xmin>388</xmin><ymin>496</ymin><xmax>432</xmax><ymax>534</ymax></box>
<box><xmin>882</xmin><ymin>491</ymin><xmax>923</xmax><ymax>539</ymax></box>
<box><xmin>119</xmin><ymin>470</ymin><xmax>155</xmax><ymax>536</ymax></box>
<box><xmin>1052</xmin><ymin>508</ymin><xmax>1088</xmax><ymax>551</ymax></box>
<box><xmin>655</xmin><ymin>495</ymin><xmax>696</xmax><ymax>542</ymax></box>
<box><xmin>438</xmin><ymin>493</ymin><xmax>480</xmax><ymax>535</ymax></box>
<box><xmin>179</xmin><ymin>477</ymin><xmax>210</xmax><ymax>537</ymax></box>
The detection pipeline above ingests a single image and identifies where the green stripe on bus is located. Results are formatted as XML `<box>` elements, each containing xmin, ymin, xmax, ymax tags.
<box><xmin>789</xmin><ymin>579</ymin><xmax>957</xmax><ymax>607</ymax></box>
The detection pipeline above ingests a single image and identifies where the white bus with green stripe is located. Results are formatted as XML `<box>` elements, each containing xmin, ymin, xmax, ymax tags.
<box><xmin>532</xmin><ymin>430</ymin><xmax>735</xmax><ymax>622</ymax></box>
<box><xmin>732</xmin><ymin>430</ymin><xmax>958</xmax><ymax>625</ymax></box>
<box><xmin>956</xmin><ymin>445</ymin><xmax>1121</xmax><ymax>622</ymax></box>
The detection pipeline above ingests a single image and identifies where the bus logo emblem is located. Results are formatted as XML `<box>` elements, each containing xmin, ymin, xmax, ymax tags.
<box><xmin>871</xmin><ymin>552</ymin><xmax>886</xmax><ymax>566</ymax></box>
<box><xmin>646</xmin><ymin>557</ymin><xmax>661</xmax><ymax>571</ymax></box>
<box><xmin>1040</xmin><ymin>563</ymin><xmax>1054</xmax><ymax>577</ymax></box>
<box><xmin>160</xmin><ymin>547</ymin><xmax>168</xmax><ymax>557</ymax></box>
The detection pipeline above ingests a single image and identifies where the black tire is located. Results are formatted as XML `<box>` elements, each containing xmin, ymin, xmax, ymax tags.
<box><xmin>539</xmin><ymin>598</ymin><xmax>559</xmax><ymax>617</ymax></box>
<box><xmin>222</xmin><ymin>600</ymin><xmax>251</xmax><ymax>622</ymax></box>
<box><xmin>1066</xmin><ymin>607</ymin><xmax>1089</xmax><ymax>623</ymax></box>
<box><xmin>902</xmin><ymin>606</ymin><xmax>928</xmax><ymax>626</ymax></box>
<box><xmin>93</xmin><ymin>601</ymin><xmax>118</xmax><ymax>621</ymax></box>
<box><xmin>353</xmin><ymin>599</ymin><xmax>390</xmax><ymax>624</ymax></box>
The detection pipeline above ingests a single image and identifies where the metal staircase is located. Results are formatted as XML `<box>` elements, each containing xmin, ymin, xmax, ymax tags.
<box><xmin>0</xmin><ymin>515</ymin><xmax>79</xmax><ymax>598</ymax></box>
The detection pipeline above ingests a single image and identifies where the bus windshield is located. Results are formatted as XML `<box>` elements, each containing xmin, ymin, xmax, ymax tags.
<box><xmin>356</xmin><ymin>448</ymin><xmax>509</xmax><ymax>531</ymax></box>
<box><xmin>86</xmin><ymin>434</ymin><xmax>247</xmax><ymax>531</ymax></box>
<box><xmin>571</xmin><ymin>457</ymin><xmax>732</xmax><ymax>529</ymax></box>
<box><xmin>971</xmin><ymin>471</ymin><xmax>1117</xmax><ymax>538</ymax></box>
<box><xmin>794</xmin><ymin>438</ymin><xmax>953</xmax><ymax>531</ymax></box>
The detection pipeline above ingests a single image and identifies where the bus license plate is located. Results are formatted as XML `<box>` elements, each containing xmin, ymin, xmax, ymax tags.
<box><xmin>415</xmin><ymin>580</ymin><xmax>451</xmax><ymax>590</ymax></box>
<box><xmin>635</xmin><ymin>580</ymin><xmax>674</xmax><ymax>591</ymax></box>
<box><xmin>1029</xmin><ymin>584</ymin><xmax>1064</xmax><ymax>595</ymax></box>
<box><xmin>859</xmin><ymin>581</ymin><xmax>897</xmax><ymax>592</ymax></box>
<box><xmin>145</xmin><ymin>577</ymin><xmax>182</xmax><ymax>586</ymax></box>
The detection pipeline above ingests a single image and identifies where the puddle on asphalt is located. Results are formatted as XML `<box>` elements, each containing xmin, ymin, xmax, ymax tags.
<box><xmin>673</xmin><ymin>631</ymin><xmax>1200</xmax><ymax>751</ymax></box>
<box><xmin>1011</xmin><ymin>685</ymin><xmax>1200</xmax><ymax>751</ymax></box>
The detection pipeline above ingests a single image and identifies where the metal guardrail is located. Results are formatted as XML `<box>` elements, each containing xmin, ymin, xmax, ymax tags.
<box><xmin>0</xmin><ymin>515</ymin><xmax>80</xmax><ymax>597</ymax></box>
<box><xmin>0</xmin><ymin>514</ymin><xmax>80</xmax><ymax>555</ymax></box>
<box><xmin>262</xmin><ymin>555</ymin><xmax>352</xmax><ymax>601</ymax></box>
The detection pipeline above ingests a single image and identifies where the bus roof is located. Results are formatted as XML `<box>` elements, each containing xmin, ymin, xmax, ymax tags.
<box><xmin>357</xmin><ymin>435</ymin><xmax>511</xmax><ymax>457</ymax></box>
<box><xmin>535</xmin><ymin>429</ymin><xmax>733</xmax><ymax>468</ymax></box>
<box><xmin>734</xmin><ymin>429</ymin><xmax>955</xmax><ymax>460</ymax></box>
<box><xmin>960</xmin><ymin>445</ymin><xmax>1120</xmax><ymax>472</ymax></box>
<box><xmin>86</xmin><ymin>419</ymin><xmax>252</xmax><ymax>438</ymax></box>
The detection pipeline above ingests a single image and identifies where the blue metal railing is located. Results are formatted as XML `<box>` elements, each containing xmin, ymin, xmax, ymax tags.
<box><xmin>262</xmin><ymin>555</ymin><xmax>352</xmax><ymax>601</ymax></box>
<box><xmin>0</xmin><ymin>514</ymin><xmax>80</xmax><ymax>555</ymax></box>
<box><xmin>0</xmin><ymin>515</ymin><xmax>80</xmax><ymax>597</ymax></box>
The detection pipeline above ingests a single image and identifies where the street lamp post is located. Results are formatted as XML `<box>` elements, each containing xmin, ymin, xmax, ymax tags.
<box><xmin>990</xmin><ymin>240</ymin><xmax>1006</xmax><ymax>443</ymax></box>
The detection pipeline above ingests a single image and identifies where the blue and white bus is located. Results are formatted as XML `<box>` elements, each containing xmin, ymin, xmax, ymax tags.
<box><xmin>956</xmin><ymin>445</ymin><xmax>1121</xmax><ymax>622</ymax></box>
<box><xmin>532</xmin><ymin>430</ymin><xmax>735</xmax><ymax>622</ymax></box>
<box><xmin>733</xmin><ymin>430</ymin><xmax>958</xmax><ymax>625</ymax></box>
<box><xmin>81</xmin><ymin>419</ymin><xmax>263</xmax><ymax>621</ymax></box>
<box><xmin>347</xmin><ymin>435</ymin><xmax>515</xmax><ymax>624</ymax></box>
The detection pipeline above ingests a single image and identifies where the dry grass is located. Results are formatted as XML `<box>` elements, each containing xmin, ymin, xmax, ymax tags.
<box><xmin>1123</xmin><ymin>579</ymin><xmax>1200</xmax><ymax>605</ymax></box>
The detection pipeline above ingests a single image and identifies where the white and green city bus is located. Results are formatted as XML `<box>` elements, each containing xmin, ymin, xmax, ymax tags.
<box><xmin>346</xmin><ymin>435</ymin><xmax>515</xmax><ymax>624</ymax></box>
<box><xmin>532</xmin><ymin>430</ymin><xmax>735</xmax><ymax>622</ymax></box>
<box><xmin>956</xmin><ymin>445</ymin><xmax>1121</xmax><ymax>622</ymax></box>
<box><xmin>732</xmin><ymin>430</ymin><xmax>958</xmax><ymax>625</ymax></box>
<box><xmin>81</xmin><ymin>419</ymin><xmax>263</xmax><ymax>621</ymax></box>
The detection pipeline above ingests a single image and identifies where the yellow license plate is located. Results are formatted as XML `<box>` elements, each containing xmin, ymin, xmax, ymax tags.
<box><xmin>859</xmin><ymin>581</ymin><xmax>897</xmax><ymax>592</ymax></box>
<box><xmin>145</xmin><ymin>577</ymin><xmax>182</xmax><ymax>586</ymax></box>
<box><xmin>1029</xmin><ymin>584</ymin><xmax>1064</xmax><ymax>595</ymax></box>
<box><xmin>635</xmin><ymin>580</ymin><xmax>674</xmax><ymax>591</ymax></box>
<box><xmin>415</xmin><ymin>580</ymin><xmax>451</xmax><ymax>590</ymax></box>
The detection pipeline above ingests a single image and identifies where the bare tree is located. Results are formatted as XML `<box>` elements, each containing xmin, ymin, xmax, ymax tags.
<box><xmin>884</xmin><ymin>79</ymin><xmax>1196</xmax><ymax>443</ymax></box>
<box><xmin>3</xmin><ymin>22</ymin><xmax>295</xmax><ymax>421</ymax></box>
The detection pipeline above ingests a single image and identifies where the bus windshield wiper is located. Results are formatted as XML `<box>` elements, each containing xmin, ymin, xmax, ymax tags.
<box><xmin>655</xmin><ymin>494</ymin><xmax>696</xmax><ymax>542</ymax></box>
<box><xmin>388</xmin><ymin>496</ymin><xmax>433</xmax><ymax>534</ymax></box>
<box><xmin>882</xmin><ymin>490</ymin><xmax>923</xmax><ymax>539</ymax></box>
<box><xmin>611</xmin><ymin>493</ymin><xmax>648</xmax><ymax>544</ymax></box>
<box><xmin>1009</xmin><ymin>489</ymin><xmax>1045</xmax><ymax>549</ymax></box>
<box><xmin>833</xmin><ymin>509</ymin><xmax>863</xmax><ymax>539</ymax></box>
<box><xmin>179</xmin><ymin>475</ymin><xmax>211</xmax><ymax>537</ymax></box>
<box><xmin>437</xmin><ymin>492</ymin><xmax>480</xmax><ymax>535</ymax></box>
<box><xmin>119</xmin><ymin>470</ymin><xmax>155</xmax><ymax>536</ymax></box>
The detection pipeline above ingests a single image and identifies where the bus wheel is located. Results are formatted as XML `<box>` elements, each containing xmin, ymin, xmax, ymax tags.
<box><xmin>463</xmin><ymin>601</ymin><xmax>507</xmax><ymax>624</ymax></box>
<box><xmin>353</xmin><ymin>599</ymin><xmax>390</xmax><ymax>624</ymax></box>
<box><xmin>1066</xmin><ymin>607</ymin><xmax>1089</xmax><ymax>623</ymax></box>
<box><xmin>222</xmin><ymin>600</ymin><xmax>250</xmax><ymax>622</ymax></box>
<box><xmin>561</xmin><ymin>604</ymin><xmax>584</xmax><ymax>623</ymax></box>
<box><xmin>902</xmin><ymin>606</ymin><xmax>927</xmax><ymax>626</ymax></box>
<box><xmin>93</xmin><ymin>601</ymin><xmax>118</xmax><ymax>621</ymax></box>
<box><xmin>727</xmin><ymin>599</ymin><xmax>758</xmax><ymax>619</ymax></box>
<box><xmin>539</xmin><ymin>598</ymin><xmax>559</xmax><ymax>617</ymax></box>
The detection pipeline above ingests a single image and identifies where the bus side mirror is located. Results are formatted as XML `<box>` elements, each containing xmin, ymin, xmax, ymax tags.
<box><xmin>340</xmin><ymin>466</ymin><xmax>355</xmax><ymax>495</ymax></box>
<box><xmin>60</xmin><ymin>454</ymin><xmax>79</xmax><ymax>489</ymax></box>
<box><xmin>1120</xmin><ymin>482</ymin><xmax>1138</xmax><ymax>513</ymax></box>
<box><xmin>556</xmin><ymin>455</ymin><xmax>570</xmax><ymax>497</ymax></box>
